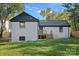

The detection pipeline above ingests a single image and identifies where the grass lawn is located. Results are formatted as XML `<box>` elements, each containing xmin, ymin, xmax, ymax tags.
<box><xmin>0</xmin><ymin>38</ymin><xmax>79</xmax><ymax>56</ymax></box>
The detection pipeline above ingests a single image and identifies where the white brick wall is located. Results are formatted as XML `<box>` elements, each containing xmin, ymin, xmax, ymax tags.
<box><xmin>11</xmin><ymin>22</ymin><xmax>38</xmax><ymax>42</ymax></box>
<box><xmin>43</xmin><ymin>27</ymin><xmax>70</xmax><ymax>39</ymax></box>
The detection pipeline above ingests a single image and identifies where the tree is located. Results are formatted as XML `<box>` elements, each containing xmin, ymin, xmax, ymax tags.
<box><xmin>40</xmin><ymin>8</ymin><xmax>52</xmax><ymax>20</ymax></box>
<box><xmin>62</xmin><ymin>3</ymin><xmax>79</xmax><ymax>31</ymax></box>
<box><xmin>0</xmin><ymin>3</ymin><xmax>24</xmax><ymax>37</ymax></box>
<box><xmin>46</xmin><ymin>11</ymin><xmax>59</xmax><ymax>20</ymax></box>
<box><xmin>40</xmin><ymin>8</ymin><xmax>60</xmax><ymax>20</ymax></box>
<box><xmin>57</xmin><ymin>11</ymin><xmax>72</xmax><ymax>20</ymax></box>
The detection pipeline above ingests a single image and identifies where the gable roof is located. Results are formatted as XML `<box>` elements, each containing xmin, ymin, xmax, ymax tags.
<box><xmin>10</xmin><ymin>12</ymin><xmax>39</xmax><ymax>22</ymax></box>
<box><xmin>39</xmin><ymin>20</ymin><xmax>70</xmax><ymax>27</ymax></box>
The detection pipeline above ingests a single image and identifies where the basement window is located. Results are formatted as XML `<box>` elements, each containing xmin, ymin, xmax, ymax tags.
<box><xmin>19</xmin><ymin>36</ymin><xmax>25</xmax><ymax>41</ymax></box>
<box><xmin>59</xmin><ymin>27</ymin><xmax>63</xmax><ymax>32</ymax></box>
<box><xmin>19</xmin><ymin>22</ymin><xmax>25</xmax><ymax>28</ymax></box>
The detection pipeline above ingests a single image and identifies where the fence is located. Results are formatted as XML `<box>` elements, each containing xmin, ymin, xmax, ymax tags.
<box><xmin>71</xmin><ymin>31</ymin><xmax>79</xmax><ymax>38</ymax></box>
<box><xmin>2</xmin><ymin>32</ymin><xmax>11</xmax><ymax>39</ymax></box>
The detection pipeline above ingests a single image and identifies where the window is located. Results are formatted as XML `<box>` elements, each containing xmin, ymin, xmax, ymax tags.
<box><xmin>19</xmin><ymin>22</ymin><xmax>25</xmax><ymax>28</ymax></box>
<box><xmin>59</xmin><ymin>27</ymin><xmax>63</xmax><ymax>32</ymax></box>
<box><xmin>19</xmin><ymin>36</ymin><xmax>25</xmax><ymax>41</ymax></box>
<box><xmin>40</xmin><ymin>27</ymin><xmax>43</xmax><ymax>30</ymax></box>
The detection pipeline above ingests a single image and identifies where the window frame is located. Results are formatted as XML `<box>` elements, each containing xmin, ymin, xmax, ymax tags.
<box><xmin>19</xmin><ymin>36</ymin><xmax>25</xmax><ymax>41</ymax></box>
<box><xmin>59</xmin><ymin>27</ymin><xmax>63</xmax><ymax>32</ymax></box>
<box><xmin>19</xmin><ymin>22</ymin><xmax>25</xmax><ymax>28</ymax></box>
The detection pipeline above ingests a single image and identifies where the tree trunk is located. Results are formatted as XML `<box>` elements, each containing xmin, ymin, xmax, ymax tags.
<box><xmin>73</xmin><ymin>18</ymin><xmax>77</xmax><ymax>31</ymax></box>
<box><xmin>74</xmin><ymin>21</ymin><xmax>77</xmax><ymax>31</ymax></box>
<box><xmin>73</xmin><ymin>12</ymin><xmax>78</xmax><ymax>31</ymax></box>
<box><xmin>0</xmin><ymin>20</ymin><xmax>4</xmax><ymax>38</ymax></box>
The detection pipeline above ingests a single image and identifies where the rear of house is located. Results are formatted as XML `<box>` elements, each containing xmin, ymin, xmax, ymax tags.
<box><xmin>39</xmin><ymin>20</ymin><xmax>70</xmax><ymax>39</ymax></box>
<box><xmin>9</xmin><ymin>12</ymin><xmax>70</xmax><ymax>42</ymax></box>
<box><xmin>10</xmin><ymin>12</ymin><xmax>39</xmax><ymax>42</ymax></box>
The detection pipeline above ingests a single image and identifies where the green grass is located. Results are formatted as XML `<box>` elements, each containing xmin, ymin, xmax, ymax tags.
<box><xmin>0</xmin><ymin>38</ymin><xmax>79</xmax><ymax>56</ymax></box>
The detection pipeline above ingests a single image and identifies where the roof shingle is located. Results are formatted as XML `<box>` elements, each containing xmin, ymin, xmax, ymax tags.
<box><xmin>10</xmin><ymin>12</ymin><xmax>70</xmax><ymax>27</ymax></box>
<box><xmin>39</xmin><ymin>20</ymin><xmax>70</xmax><ymax>27</ymax></box>
<box><xmin>10</xmin><ymin>12</ymin><xmax>39</xmax><ymax>22</ymax></box>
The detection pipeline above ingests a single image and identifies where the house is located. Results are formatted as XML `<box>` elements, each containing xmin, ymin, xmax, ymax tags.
<box><xmin>10</xmin><ymin>12</ymin><xmax>39</xmax><ymax>42</ymax></box>
<box><xmin>10</xmin><ymin>12</ymin><xmax>70</xmax><ymax>42</ymax></box>
<box><xmin>39</xmin><ymin>20</ymin><xmax>70</xmax><ymax>39</ymax></box>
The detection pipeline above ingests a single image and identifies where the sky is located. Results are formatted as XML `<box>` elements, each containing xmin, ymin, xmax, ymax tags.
<box><xmin>24</xmin><ymin>3</ymin><xmax>65</xmax><ymax>20</ymax></box>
